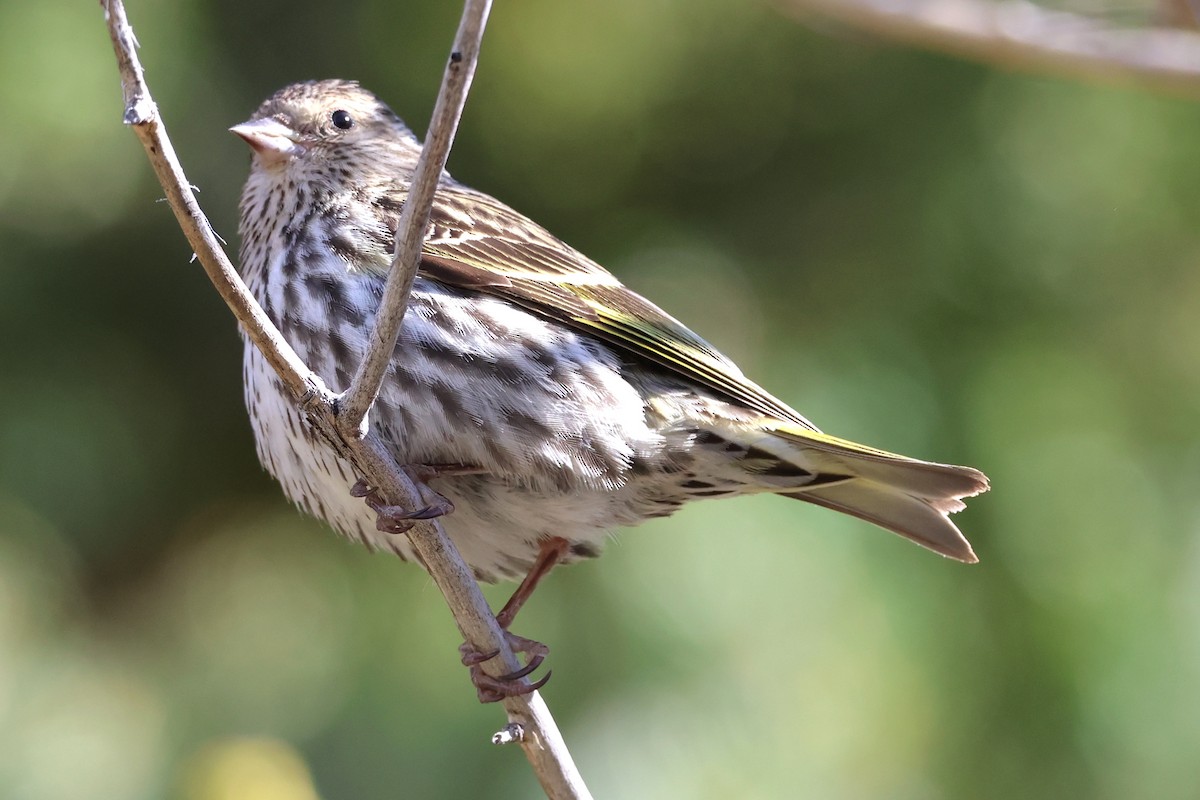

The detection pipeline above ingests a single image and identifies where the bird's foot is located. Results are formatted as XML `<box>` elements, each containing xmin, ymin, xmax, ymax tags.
<box><xmin>460</xmin><ymin>631</ymin><xmax>551</xmax><ymax>703</ymax></box>
<box><xmin>457</xmin><ymin>537</ymin><xmax>569</xmax><ymax>703</ymax></box>
<box><xmin>350</xmin><ymin>477</ymin><xmax>454</xmax><ymax>534</ymax></box>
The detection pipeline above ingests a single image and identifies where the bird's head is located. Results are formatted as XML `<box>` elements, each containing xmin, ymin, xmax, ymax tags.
<box><xmin>231</xmin><ymin>80</ymin><xmax>422</xmax><ymax>180</ymax></box>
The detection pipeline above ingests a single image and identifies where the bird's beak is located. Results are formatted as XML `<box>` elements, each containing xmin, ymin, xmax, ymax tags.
<box><xmin>230</xmin><ymin>118</ymin><xmax>305</xmax><ymax>165</ymax></box>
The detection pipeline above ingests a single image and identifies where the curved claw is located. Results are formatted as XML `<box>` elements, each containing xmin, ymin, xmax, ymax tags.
<box><xmin>471</xmin><ymin>668</ymin><xmax>552</xmax><ymax>703</ymax></box>
<box><xmin>526</xmin><ymin>670</ymin><xmax>551</xmax><ymax>693</ymax></box>
<box><xmin>349</xmin><ymin>475</ymin><xmax>455</xmax><ymax>535</ymax></box>
<box><xmin>495</xmin><ymin>653</ymin><xmax>544</xmax><ymax>682</ymax></box>
<box><xmin>406</xmin><ymin>501</ymin><xmax>454</xmax><ymax>520</ymax></box>
<box><xmin>460</xmin><ymin>631</ymin><xmax>552</xmax><ymax>704</ymax></box>
<box><xmin>460</xmin><ymin>646</ymin><xmax>501</xmax><ymax>667</ymax></box>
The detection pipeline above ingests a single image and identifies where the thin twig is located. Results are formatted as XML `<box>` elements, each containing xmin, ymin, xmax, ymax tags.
<box><xmin>337</xmin><ymin>2</ymin><xmax>492</xmax><ymax>436</ymax></box>
<box><xmin>102</xmin><ymin>0</ymin><xmax>316</xmax><ymax>400</ymax></box>
<box><xmin>100</xmin><ymin>1</ymin><xmax>590</xmax><ymax>797</ymax></box>
<box><xmin>778</xmin><ymin>0</ymin><xmax>1200</xmax><ymax>98</ymax></box>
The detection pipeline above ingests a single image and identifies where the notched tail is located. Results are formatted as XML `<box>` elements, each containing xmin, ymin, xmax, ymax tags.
<box><xmin>772</xmin><ymin>426</ymin><xmax>989</xmax><ymax>563</ymax></box>
<box><xmin>785</xmin><ymin>477</ymin><xmax>983</xmax><ymax>562</ymax></box>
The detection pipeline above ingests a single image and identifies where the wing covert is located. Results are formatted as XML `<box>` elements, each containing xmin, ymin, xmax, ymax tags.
<box><xmin>377</xmin><ymin>184</ymin><xmax>817</xmax><ymax>429</ymax></box>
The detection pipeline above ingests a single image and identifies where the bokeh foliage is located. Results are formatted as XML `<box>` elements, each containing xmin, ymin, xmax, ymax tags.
<box><xmin>3</xmin><ymin>0</ymin><xmax>1200</xmax><ymax>797</ymax></box>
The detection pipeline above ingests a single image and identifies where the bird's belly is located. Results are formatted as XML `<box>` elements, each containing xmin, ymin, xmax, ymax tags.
<box><xmin>241</xmin><ymin>284</ymin><xmax>690</xmax><ymax>581</ymax></box>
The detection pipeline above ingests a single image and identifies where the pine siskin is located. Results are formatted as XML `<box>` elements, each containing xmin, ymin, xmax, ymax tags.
<box><xmin>232</xmin><ymin>80</ymin><xmax>988</xmax><ymax>696</ymax></box>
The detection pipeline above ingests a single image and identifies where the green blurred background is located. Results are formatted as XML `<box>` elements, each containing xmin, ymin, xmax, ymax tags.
<box><xmin>3</xmin><ymin>0</ymin><xmax>1200</xmax><ymax>797</ymax></box>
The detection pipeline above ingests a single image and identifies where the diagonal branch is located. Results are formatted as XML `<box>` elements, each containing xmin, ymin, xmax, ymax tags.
<box><xmin>100</xmin><ymin>1</ymin><xmax>590</xmax><ymax>797</ymax></box>
<box><xmin>336</xmin><ymin>0</ymin><xmax>492</xmax><ymax>437</ymax></box>
<box><xmin>103</xmin><ymin>0</ymin><xmax>315</xmax><ymax>400</ymax></box>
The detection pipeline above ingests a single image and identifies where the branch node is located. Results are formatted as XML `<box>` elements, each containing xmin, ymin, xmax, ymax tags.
<box><xmin>333</xmin><ymin>392</ymin><xmax>370</xmax><ymax>442</ymax></box>
<box><xmin>492</xmin><ymin>722</ymin><xmax>525</xmax><ymax>745</ymax></box>
<box><xmin>300</xmin><ymin>377</ymin><xmax>334</xmax><ymax>413</ymax></box>
<box><xmin>124</xmin><ymin>96</ymin><xmax>155</xmax><ymax>125</ymax></box>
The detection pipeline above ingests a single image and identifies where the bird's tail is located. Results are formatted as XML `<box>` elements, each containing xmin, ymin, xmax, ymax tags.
<box><xmin>755</xmin><ymin>424</ymin><xmax>989</xmax><ymax>562</ymax></box>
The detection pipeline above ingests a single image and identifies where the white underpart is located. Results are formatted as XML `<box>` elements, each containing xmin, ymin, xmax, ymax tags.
<box><xmin>242</xmin><ymin>247</ymin><xmax>689</xmax><ymax>581</ymax></box>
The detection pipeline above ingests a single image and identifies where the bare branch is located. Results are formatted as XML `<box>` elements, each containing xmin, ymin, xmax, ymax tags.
<box><xmin>778</xmin><ymin>0</ymin><xmax>1200</xmax><ymax>98</ymax></box>
<box><xmin>100</xmin><ymin>1</ymin><xmax>590</xmax><ymax>796</ymax></box>
<box><xmin>337</xmin><ymin>1</ymin><xmax>492</xmax><ymax>436</ymax></box>
<box><xmin>102</xmin><ymin>0</ymin><xmax>317</xmax><ymax>401</ymax></box>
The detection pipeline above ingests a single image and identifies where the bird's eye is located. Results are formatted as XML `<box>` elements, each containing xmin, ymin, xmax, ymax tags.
<box><xmin>331</xmin><ymin>110</ymin><xmax>354</xmax><ymax>130</ymax></box>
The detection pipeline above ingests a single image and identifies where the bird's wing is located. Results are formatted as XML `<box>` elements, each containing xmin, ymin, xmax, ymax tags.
<box><xmin>374</xmin><ymin>185</ymin><xmax>816</xmax><ymax>429</ymax></box>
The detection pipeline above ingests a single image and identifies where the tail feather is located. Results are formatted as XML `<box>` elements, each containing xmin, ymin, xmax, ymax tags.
<box><xmin>784</xmin><ymin>480</ymin><xmax>979</xmax><ymax>562</ymax></box>
<box><xmin>767</xmin><ymin>425</ymin><xmax>989</xmax><ymax>562</ymax></box>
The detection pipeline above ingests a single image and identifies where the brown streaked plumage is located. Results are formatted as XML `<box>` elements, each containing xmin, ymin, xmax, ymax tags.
<box><xmin>233</xmin><ymin>80</ymin><xmax>988</xmax><ymax>592</ymax></box>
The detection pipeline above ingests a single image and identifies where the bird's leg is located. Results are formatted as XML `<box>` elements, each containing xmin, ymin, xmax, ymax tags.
<box><xmin>496</xmin><ymin>536</ymin><xmax>570</xmax><ymax>629</ymax></box>
<box><xmin>350</xmin><ymin>463</ymin><xmax>480</xmax><ymax>534</ymax></box>
<box><xmin>461</xmin><ymin>536</ymin><xmax>570</xmax><ymax>703</ymax></box>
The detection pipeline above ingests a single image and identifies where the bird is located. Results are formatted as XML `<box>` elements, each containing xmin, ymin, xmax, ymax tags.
<box><xmin>231</xmin><ymin>79</ymin><xmax>989</xmax><ymax>700</ymax></box>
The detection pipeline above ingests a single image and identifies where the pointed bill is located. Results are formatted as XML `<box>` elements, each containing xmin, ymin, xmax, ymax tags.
<box><xmin>230</xmin><ymin>118</ymin><xmax>305</xmax><ymax>165</ymax></box>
